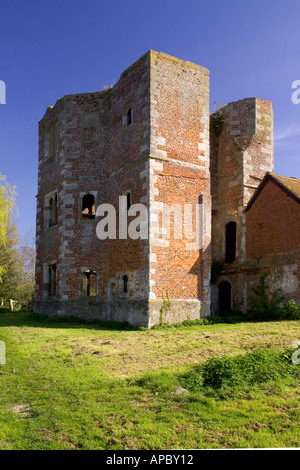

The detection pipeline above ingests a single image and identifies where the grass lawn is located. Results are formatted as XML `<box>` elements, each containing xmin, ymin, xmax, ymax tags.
<box><xmin>0</xmin><ymin>311</ymin><xmax>299</xmax><ymax>450</ymax></box>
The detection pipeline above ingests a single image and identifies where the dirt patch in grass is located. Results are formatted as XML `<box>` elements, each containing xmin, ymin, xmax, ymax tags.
<box><xmin>12</xmin><ymin>404</ymin><xmax>32</xmax><ymax>418</ymax></box>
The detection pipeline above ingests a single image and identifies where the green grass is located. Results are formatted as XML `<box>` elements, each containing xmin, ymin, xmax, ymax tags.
<box><xmin>0</xmin><ymin>310</ymin><xmax>299</xmax><ymax>449</ymax></box>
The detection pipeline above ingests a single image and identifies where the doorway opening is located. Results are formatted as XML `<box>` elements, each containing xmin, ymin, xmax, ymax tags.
<box><xmin>218</xmin><ymin>281</ymin><xmax>232</xmax><ymax>316</ymax></box>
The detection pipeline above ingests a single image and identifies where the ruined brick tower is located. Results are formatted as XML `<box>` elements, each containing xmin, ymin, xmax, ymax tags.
<box><xmin>35</xmin><ymin>50</ymin><xmax>284</xmax><ymax>325</ymax></box>
<box><xmin>210</xmin><ymin>99</ymin><xmax>274</xmax><ymax>314</ymax></box>
<box><xmin>34</xmin><ymin>51</ymin><xmax>211</xmax><ymax>327</ymax></box>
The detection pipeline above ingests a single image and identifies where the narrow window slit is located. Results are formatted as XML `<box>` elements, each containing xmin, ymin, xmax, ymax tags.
<box><xmin>83</xmin><ymin>270</ymin><xmax>97</xmax><ymax>296</ymax></box>
<box><xmin>82</xmin><ymin>194</ymin><xmax>95</xmax><ymax>219</ymax></box>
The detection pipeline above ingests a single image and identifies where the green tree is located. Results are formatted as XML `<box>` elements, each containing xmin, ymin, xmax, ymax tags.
<box><xmin>0</xmin><ymin>223</ymin><xmax>22</xmax><ymax>303</ymax></box>
<box><xmin>0</xmin><ymin>173</ymin><xmax>16</xmax><ymax>282</ymax></box>
<box><xmin>0</xmin><ymin>224</ymin><xmax>36</xmax><ymax>307</ymax></box>
<box><xmin>17</xmin><ymin>228</ymin><xmax>36</xmax><ymax>306</ymax></box>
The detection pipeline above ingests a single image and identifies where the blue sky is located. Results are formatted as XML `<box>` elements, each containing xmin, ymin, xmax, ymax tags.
<box><xmin>0</xmin><ymin>0</ymin><xmax>300</xmax><ymax>239</ymax></box>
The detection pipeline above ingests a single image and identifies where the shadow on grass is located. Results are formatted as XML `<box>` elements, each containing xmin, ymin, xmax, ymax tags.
<box><xmin>0</xmin><ymin>309</ymin><xmax>248</xmax><ymax>332</ymax></box>
<box><xmin>0</xmin><ymin>309</ymin><xmax>138</xmax><ymax>331</ymax></box>
<box><xmin>133</xmin><ymin>347</ymin><xmax>299</xmax><ymax>398</ymax></box>
<box><xmin>1</xmin><ymin>308</ymin><xmax>297</xmax><ymax>332</ymax></box>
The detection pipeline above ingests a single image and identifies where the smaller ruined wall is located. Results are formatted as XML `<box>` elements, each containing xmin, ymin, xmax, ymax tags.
<box><xmin>210</xmin><ymin>98</ymin><xmax>275</xmax><ymax>314</ymax></box>
<box><xmin>211</xmin><ymin>98</ymin><xmax>274</xmax><ymax>265</ymax></box>
<box><xmin>245</xmin><ymin>255</ymin><xmax>300</xmax><ymax>305</ymax></box>
<box><xmin>148</xmin><ymin>299</ymin><xmax>209</xmax><ymax>328</ymax></box>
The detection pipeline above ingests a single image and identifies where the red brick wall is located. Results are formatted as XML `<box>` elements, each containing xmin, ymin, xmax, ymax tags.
<box><xmin>148</xmin><ymin>52</ymin><xmax>211</xmax><ymax>306</ymax></box>
<box><xmin>246</xmin><ymin>180</ymin><xmax>300</xmax><ymax>257</ymax></box>
<box><xmin>35</xmin><ymin>51</ymin><xmax>212</xmax><ymax>320</ymax></box>
<box><xmin>245</xmin><ymin>178</ymin><xmax>300</xmax><ymax>304</ymax></box>
<box><xmin>35</xmin><ymin>53</ymin><xmax>151</xmax><ymax>303</ymax></box>
<box><xmin>210</xmin><ymin>98</ymin><xmax>274</xmax><ymax>265</ymax></box>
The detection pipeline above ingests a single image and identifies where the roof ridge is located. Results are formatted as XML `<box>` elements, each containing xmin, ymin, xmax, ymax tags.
<box><xmin>245</xmin><ymin>172</ymin><xmax>300</xmax><ymax>212</ymax></box>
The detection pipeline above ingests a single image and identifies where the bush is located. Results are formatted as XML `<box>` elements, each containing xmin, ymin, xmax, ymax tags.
<box><xmin>136</xmin><ymin>372</ymin><xmax>179</xmax><ymax>393</ymax></box>
<box><xmin>182</xmin><ymin>349</ymin><xmax>299</xmax><ymax>392</ymax></box>
<box><xmin>202</xmin><ymin>356</ymin><xmax>243</xmax><ymax>389</ymax></box>
<box><xmin>151</xmin><ymin>318</ymin><xmax>211</xmax><ymax>329</ymax></box>
<box><xmin>151</xmin><ymin>314</ymin><xmax>244</xmax><ymax>330</ymax></box>
<box><xmin>278</xmin><ymin>300</ymin><xmax>300</xmax><ymax>320</ymax></box>
<box><xmin>248</xmin><ymin>274</ymin><xmax>284</xmax><ymax>320</ymax></box>
<box><xmin>179</xmin><ymin>366</ymin><xmax>203</xmax><ymax>391</ymax></box>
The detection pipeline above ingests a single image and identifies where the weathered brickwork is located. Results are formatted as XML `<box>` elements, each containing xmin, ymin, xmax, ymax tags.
<box><xmin>210</xmin><ymin>98</ymin><xmax>274</xmax><ymax>262</ymax></box>
<box><xmin>210</xmin><ymin>98</ymin><xmax>275</xmax><ymax>314</ymax></box>
<box><xmin>244</xmin><ymin>175</ymin><xmax>300</xmax><ymax>305</ymax></box>
<box><xmin>34</xmin><ymin>51</ymin><xmax>211</xmax><ymax>327</ymax></box>
<box><xmin>148</xmin><ymin>53</ymin><xmax>211</xmax><ymax>325</ymax></box>
<box><xmin>212</xmin><ymin>171</ymin><xmax>300</xmax><ymax>313</ymax></box>
<box><xmin>34</xmin><ymin>50</ymin><xmax>299</xmax><ymax>326</ymax></box>
<box><xmin>35</xmin><ymin>52</ymin><xmax>151</xmax><ymax>325</ymax></box>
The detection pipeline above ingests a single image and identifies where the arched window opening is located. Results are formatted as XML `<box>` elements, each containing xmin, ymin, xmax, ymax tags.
<box><xmin>48</xmin><ymin>120</ymin><xmax>58</xmax><ymax>157</ymax></box>
<box><xmin>218</xmin><ymin>281</ymin><xmax>232</xmax><ymax>316</ymax></box>
<box><xmin>124</xmin><ymin>107</ymin><xmax>132</xmax><ymax>126</ymax></box>
<box><xmin>82</xmin><ymin>194</ymin><xmax>95</xmax><ymax>219</ymax></box>
<box><xmin>49</xmin><ymin>194</ymin><xmax>57</xmax><ymax>227</ymax></box>
<box><xmin>225</xmin><ymin>221</ymin><xmax>236</xmax><ymax>263</ymax></box>
<box><xmin>48</xmin><ymin>264</ymin><xmax>56</xmax><ymax>296</ymax></box>
<box><xmin>83</xmin><ymin>270</ymin><xmax>97</xmax><ymax>296</ymax></box>
<box><xmin>123</xmin><ymin>275</ymin><xmax>128</xmax><ymax>294</ymax></box>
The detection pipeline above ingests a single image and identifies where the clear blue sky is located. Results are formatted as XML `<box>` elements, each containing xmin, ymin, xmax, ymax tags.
<box><xmin>1</xmin><ymin>0</ymin><xmax>300</xmax><ymax>239</ymax></box>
